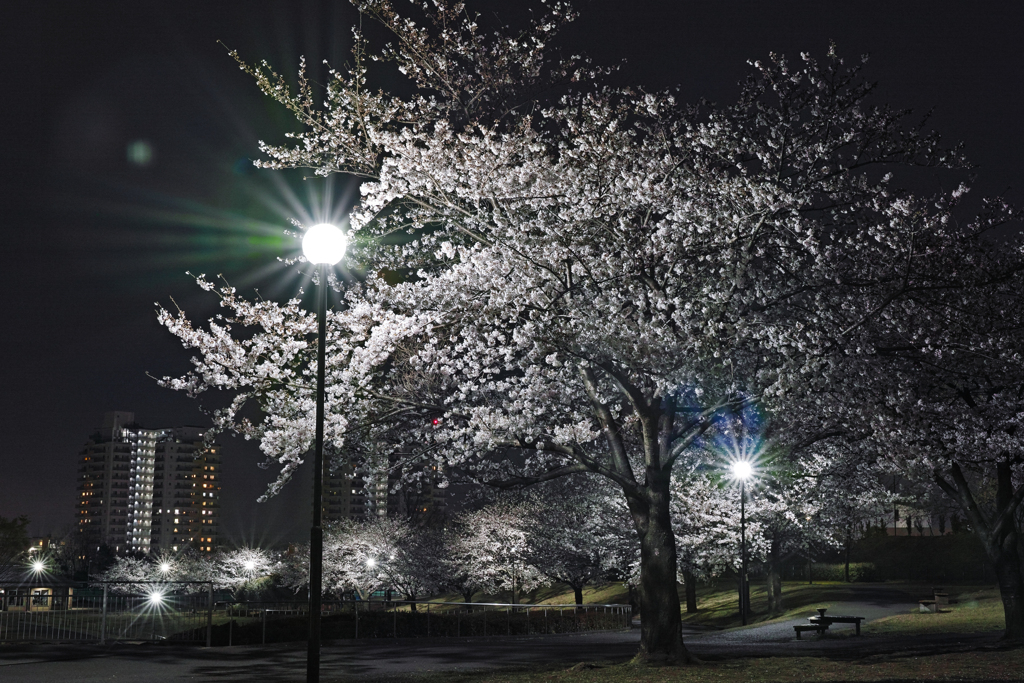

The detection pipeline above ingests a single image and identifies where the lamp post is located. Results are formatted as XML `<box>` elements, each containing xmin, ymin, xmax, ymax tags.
<box><xmin>731</xmin><ymin>460</ymin><xmax>753</xmax><ymax>625</ymax></box>
<box><xmin>301</xmin><ymin>223</ymin><xmax>349</xmax><ymax>683</ymax></box>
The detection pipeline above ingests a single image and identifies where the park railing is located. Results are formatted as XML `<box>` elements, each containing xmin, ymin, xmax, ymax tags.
<box><xmin>213</xmin><ymin>600</ymin><xmax>631</xmax><ymax>646</ymax></box>
<box><xmin>0</xmin><ymin>582</ymin><xmax>214</xmax><ymax>645</ymax></box>
<box><xmin>0</xmin><ymin>586</ymin><xmax>629</xmax><ymax>646</ymax></box>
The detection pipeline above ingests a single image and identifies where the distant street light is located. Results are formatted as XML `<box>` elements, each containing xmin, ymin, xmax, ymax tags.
<box><xmin>301</xmin><ymin>223</ymin><xmax>349</xmax><ymax>683</ymax></box>
<box><xmin>731</xmin><ymin>460</ymin><xmax>754</xmax><ymax>626</ymax></box>
<box><xmin>159</xmin><ymin>562</ymin><xmax>171</xmax><ymax>574</ymax></box>
<box><xmin>30</xmin><ymin>559</ymin><xmax>45</xmax><ymax>574</ymax></box>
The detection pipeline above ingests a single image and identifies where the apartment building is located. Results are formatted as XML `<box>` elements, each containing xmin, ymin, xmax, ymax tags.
<box><xmin>151</xmin><ymin>426</ymin><xmax>221</xmax><ymax>553</ymax></box>
<box><xmin>75</xmin><ymin>412</ymin><xmax>221</xmax><ymax>556</ymax></box>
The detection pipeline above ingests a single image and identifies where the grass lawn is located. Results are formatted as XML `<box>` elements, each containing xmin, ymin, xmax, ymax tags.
<box><xmin>865</xmin><ymin>587</ymin><xmax>1005</xmax><ymax>636</ymax></box>
<box><xmin>519</xmin><ymin>580</ymin><xmax>1006</xmax><ymax>635</ymax></box>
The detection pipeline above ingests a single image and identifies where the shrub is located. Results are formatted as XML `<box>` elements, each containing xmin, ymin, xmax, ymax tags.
<box><xmin>810</xmin><ymin>562</ymin><xmax>878</xmax><ymax>582</ymax></box>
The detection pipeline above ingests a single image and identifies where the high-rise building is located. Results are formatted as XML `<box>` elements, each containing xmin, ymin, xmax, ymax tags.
<box><xmin>151</xmin><ymin>426</ymin><xmax>221</xmax><ymax>554</ymax></box>
<box><xmin>76</xmin><ymin>412</ymin><xmax>221</xmax><ymax>556</ymax></box>
<box><xmin>321</xmin><ymin>463</ymin><xmax>394</xmax><ymax>525</ymax></box>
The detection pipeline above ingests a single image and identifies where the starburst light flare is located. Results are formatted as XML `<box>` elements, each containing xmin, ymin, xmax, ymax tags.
<box><xmin>731</xmin><ymin>460</ymin><xmax>754</xmax><ymax>481</ymax></box>
<box><xmin>302</xmin><ymin>223</ymin><xmax>348</xmax><ymax>265</ymax></box>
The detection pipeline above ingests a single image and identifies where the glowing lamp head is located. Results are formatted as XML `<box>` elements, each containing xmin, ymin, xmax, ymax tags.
<box><xmin>366</xmin><ymin>558</ymin><xmax>377</xmax><ymax>568</ymax></box>
<box><xmin>31</xmin><ymin>559</ymin><xmax>45</xmax><ymax>573</ymax></box>
<box><xmin>302</xmin><ymin>223</ymin><xmax>348</xmax><ymax>265</ymax></box>
<box><xmin>159</xmin><ymin>562</ymin><xmax>171</xmax><ymax>574</ymax></box>
<box><xmin>243</xmin><ymin>560</ymin><xmax>256</xmax><ymax>572</ymax></box>
<box><xmin>148</xmin><ymin>591</ymin><xmax>165</xmax><ymax>606</ymax></box>
<box><xmin>731</xmin><ymin>460</ymin><xmax>754</xmax><ymax>481</ymax></box>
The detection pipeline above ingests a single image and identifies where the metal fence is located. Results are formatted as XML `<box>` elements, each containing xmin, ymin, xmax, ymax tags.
<box><xmin>1</xmin><ymin>585</ymin><xmax>628</xmax><ymax>645</ymax></box>
<box><xmin>0</xmin><ymin>582</ymin><xmax>214</xmax><ymax>645</ymax></box>
<box><xmin>214</xmin><ymin>600</ymin><xmax>631</xmax><ymax>646</ymax></box>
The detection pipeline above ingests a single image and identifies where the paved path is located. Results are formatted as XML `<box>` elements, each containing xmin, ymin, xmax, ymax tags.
<box><xmin>1</xmin><ymin>633</ymin><xmax>637</xmax><ymax>682</ymax></box>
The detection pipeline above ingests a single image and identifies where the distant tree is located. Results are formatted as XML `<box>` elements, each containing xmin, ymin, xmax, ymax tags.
<box><xmin>523</xmin><ymin>478</ymin><xmax>632</xmax><ymax>605</ymax></box>
<box><xmin>283</xmin><ymin>517</ymin><xmax>440</xmax><ymax>606</ymax></box>
<box><xmin>670</xmin><ymin>469</ymin><xmax>740</xmax><ymax>614</ymax></box>
<box><xmin>93</xmin><ymin>556</ymin><xmax>154</xmax><ymax>593</ymax></box>
<box><xmin>439</xmin><ymin>522</ymin><xmax>489</xmax><ymax>604</ymax></box>
<box><xmin>0</xmin><ymin>516</ymin><xmax>30</xmax><ymax>582</ymax></box>
<box><xmin>96</xmin><ymin>547</ymin><xmax>277</xmax><ymax>594</ymax></box>
<box><xmin>217</xmin><ymin>547</ymin><xmax>278</xmax><ymax>595</ymax></box>
<box><xmin>455</xmin><ymin>501</ymin><xmax>547</xmax><ymax>604</ymax></box>
<box><xmin>48</xmin><ymin>527</ymin><xmax>90</xmax><ymax>580</ymax></box>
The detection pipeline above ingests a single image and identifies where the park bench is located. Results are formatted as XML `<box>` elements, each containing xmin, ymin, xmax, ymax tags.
<box><xmin>919</xmin><ymin>587</ymin><xmax>949</xmax><ymax>613</ymax></box>
<box><xmin>793</xmin><ymin>622</ymin><xmax>829</xmax><ymax>638</ymax></box>
<box><xmin>793</xmin><ymin>608</ymin><xmax>865</xmax><ymax>639</ymax></box>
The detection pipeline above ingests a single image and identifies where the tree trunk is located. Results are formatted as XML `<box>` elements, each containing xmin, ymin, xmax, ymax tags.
<box><xmin>991</xmin><ymin>529</ymin><xmax>1024</xmax><ymax>640</ymax></box>
<box><xmin>573</xmin><ymin>584</ymin><xmax>584</xmax><ymax>606</ymax></box>
<box><xmin>935</xmin><ymin>460</ymin><xmax>1024</xmax><ymax>641</ymax></box>
<box><xmin>683</xmin><ymin>569</ymin><xmax>697</xmax><ymax>613</ymax></box>
<box><xmin>628</xmin><ymin>476</ymin><xmax>695</xmax><ymax>664</ymax></box>
<box><xmin>765</xmin><ymin>541</ymin><xmax>783</xmax><ymax>616</ymax></box>
<box><xmin>845</xmin><ymin>534</ymin><xmax>851</xmax><ymax>583</ymax></box>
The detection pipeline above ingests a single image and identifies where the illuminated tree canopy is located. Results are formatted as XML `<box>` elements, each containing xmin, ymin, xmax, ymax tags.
<box><xmin>158</xmin><ymin>0</ymin><xmax>1023</xmax><ymax>657</ymax></box>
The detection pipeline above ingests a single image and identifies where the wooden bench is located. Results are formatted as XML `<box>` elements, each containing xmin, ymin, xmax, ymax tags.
<box><xmin>793</xmin><ymin>622</ymin><xmax>829</xmax><ymax>639</ymax></box>
<box><xmin>810</xmin><ymin>613</ymin><xmax>865</xmax><ymax>635</ymax></box>
<box><xmin>794</xmin><ymin>608</ymin><xmax>865</xmax><ymax>639</ymax></box>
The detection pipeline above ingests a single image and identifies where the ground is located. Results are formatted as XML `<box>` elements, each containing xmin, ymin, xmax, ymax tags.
<box><xmin>0</xmin><ymin>582</ymin><xmax>1016</xmax><ymax>682</ymax></box>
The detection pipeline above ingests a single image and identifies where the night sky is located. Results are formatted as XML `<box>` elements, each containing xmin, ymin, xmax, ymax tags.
<box><xmin>2</xmin><ymin>1</ymin><xmax>1022</xmax><ymax>545</ymax></box>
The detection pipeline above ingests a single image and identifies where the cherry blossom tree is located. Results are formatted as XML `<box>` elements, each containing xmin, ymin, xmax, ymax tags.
<box><xmin>439</xmin><ymin>522</ymin><xmax>489</xmax><ymax>604</ymax></box>
<box><xmin>831</xmin><ymin>249</ymin><xmax>1024</xmax><ymax>639</ymax></box>
<box><xmin>670</xmin><ymin>463</ymin><xmax>740</xmax><ymax>613</ymax></box>
<box><xmin>454</xmin><ymin>500</ymin><xmax>547</xmax><ymax>604</ymax></box>
<box><xmin>521</xmin><ymin>477</ymin><xmax>635</xmax><ymax>605</ymax></box>
<box><xmin>282</xmin><ymin>517</ymin><xmax>441</xmax><ymax>604</ymax></box>
<box><xmin>155</xmin><ymin>0</ymin><xmax>1020</xmax><ymax>660</ymax></box>
<box><xmin>96</xmin><ymin>547</ymin><xmax>278</xmax><ymax>593</ymax></box>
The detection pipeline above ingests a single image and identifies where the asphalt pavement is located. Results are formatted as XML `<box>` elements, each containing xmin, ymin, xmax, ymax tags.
<box><xmin>0</xmin><ymin>589</ymin><xmax>1006</xmax><ymax>682</ymax></box>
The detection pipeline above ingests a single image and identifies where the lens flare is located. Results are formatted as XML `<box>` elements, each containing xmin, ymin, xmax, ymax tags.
<box><xmin>731</xmin><ymin>460</ymin><xmax>754</xmax><ymax>480</ymax></box>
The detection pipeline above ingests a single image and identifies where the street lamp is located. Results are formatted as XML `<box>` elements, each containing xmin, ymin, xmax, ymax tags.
<box><xmin>731</xmin><ymin>460</ymin><xmax>754</xmax><ymax>625</ymax></box>
<box><xmin>302</xmin><ymin>222</ymin><xmax>349</xmax><ymax>683</ymax></box>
